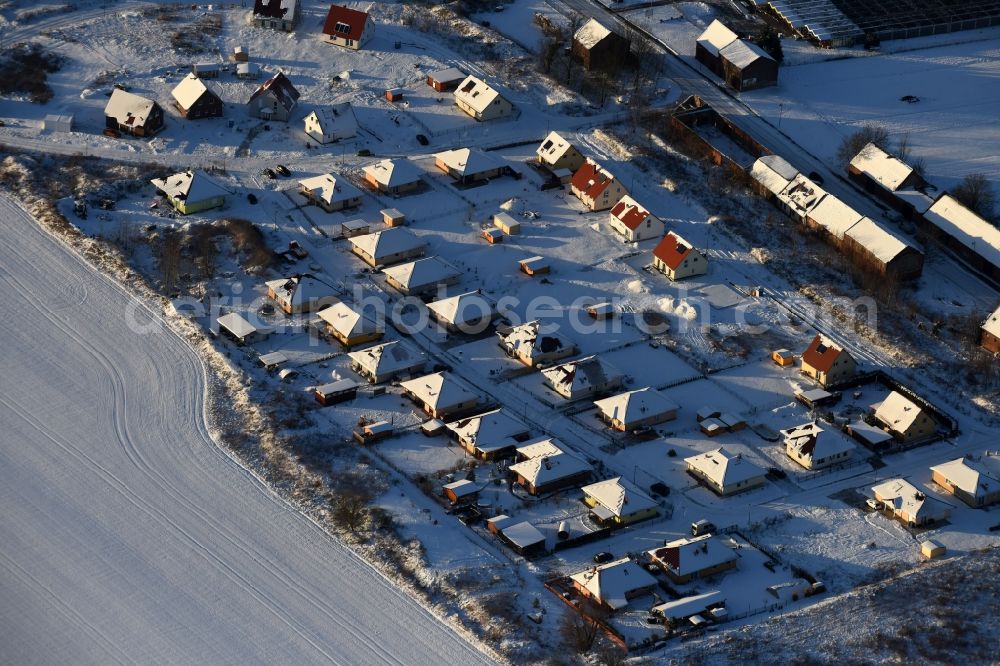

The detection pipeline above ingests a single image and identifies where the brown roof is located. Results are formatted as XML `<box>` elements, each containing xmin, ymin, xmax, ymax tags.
<box><xmin>248</xmin><ymin>72</ymin><xmax>300</xmax><ymax>110</ymax></box>
<box><xmin>610</xmin><ymin>199</ymin><xmax>650</xmax><ymax>230</ymax></box>
<box><xmin>322</xmin><ymin>4</ymin><xmax>370</xmax><ymax>41</ymax></box>
<box><xmin>652</xmin><ymin>232</ymin><xmax>693</xmax><ymax>270</ymax></box>
<box><xmin>253</xmin><ymin>0</ymin><xmax>295</xmax><ymax>19</ymax></box>
<box><xmin>571</xmin><ymin>159</ymin><xmax>614</xmax><ymax>200</ymax></box>
<box><xmin>801</xmin><ymin>335</ymin><xmax>844</xmax><ymax>373</ymax></box>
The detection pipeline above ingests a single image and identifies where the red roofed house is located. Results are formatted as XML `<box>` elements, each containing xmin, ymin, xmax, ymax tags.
<box><xmin>322</xmin><ymin>4</ymin><xmax>375</xmax><ymax>50</ymax></box>
<box><xmin>800</xmin><ymin>335</ymin><xmax>857</xmax><ymax>387</ymax></box>
<box><xmin>652</xmin><ymin>232</ymin><xmax>708</xmax><ymax>281</ymax></box>
<box><xmin>608</xmin><ymin>195</ymin><xmax>663</xmax><ymax>242</ymax></box>
<box><xmin>570</xmin><ymin>158</ymin><xmax>628</xmax><ymax>212</ymax></box>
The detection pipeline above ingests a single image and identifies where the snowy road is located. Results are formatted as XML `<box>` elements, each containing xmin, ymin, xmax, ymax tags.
<box><xmin>0</xmin><ymin>196</ymin><xmax>495</xmax><ymax>665</ymax></box>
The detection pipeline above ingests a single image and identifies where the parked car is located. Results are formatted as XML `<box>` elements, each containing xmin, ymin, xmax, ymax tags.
<box><xmin>262</xmin><ymin>168</ymin><xmax>276</xmax><ymax>179</ymax></box>
<box><xmin>593</xmin><ymin>551</ymin><xmax>614</xmax><ymax>564</ymax></box>
<box><xmin>275</xmin><ymin>164</ymin><xmax>291</xmax><ymax>177</ymax></box>
<box><xmin>246</xmin><ymin>193</ymin><xmax>258</xmax><ymax>205</ymax></box>
<box><xmin>650</xmin><ymin>482</ymin><xmax>670</xmax><ymax>497</ymax></box>
<box><xmin>691</xmin><ymin>519</ymin><xmax>716</xmax><ymax>537</ymax></box>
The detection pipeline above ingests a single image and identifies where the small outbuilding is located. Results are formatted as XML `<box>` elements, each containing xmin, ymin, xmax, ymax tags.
<box><xmin>314</xmin><ymin>378</ymin><xmax>359</xmax><ymax>406</ymax></box>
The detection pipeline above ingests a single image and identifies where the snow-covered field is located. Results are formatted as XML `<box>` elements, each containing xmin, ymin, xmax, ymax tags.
<box><xmin>0</xmin><ymin>196</ymin><xmax>493</xmax><ymax>664</ymax></box>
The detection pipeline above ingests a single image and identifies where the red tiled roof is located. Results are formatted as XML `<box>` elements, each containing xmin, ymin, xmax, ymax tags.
<box><xmin>571</xmin><ymin>159</ymin><xmax>614</xmax><ymax>200</ymax></box>
<box><xmin>801</xmin><ymin>335</ymin><xmax>843</xmax><ymax>373</ymax></box>
<box><xmin>323</xmin><ymin>4</ymin><xmax>370</xmax><ymax>41</ymax></box>
<box><xmin>652</xmin><ymin>232</ymin><xmax>693</xmax><ymax>271</ymax></box>
<box><xmin>610</xmin><ymin>199</ymin><xmax>649</xmax><ymax>230</ymax></box>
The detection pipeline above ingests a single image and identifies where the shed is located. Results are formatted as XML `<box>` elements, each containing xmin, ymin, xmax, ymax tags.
<box><xmin>192</xmin><ymin>63</ymin><xmax>221</xmax><ymax>78</ymax></box>
<box><xmin>233</xmin><ymin>45</ymin><xmax>249</xmax><ymax>62</ymax></box>
<box><xmin>443</xmin><ymin>479</ymin><xmax>479</xmax><ymax>504</ymax></box>
<box><xmin>381</xmin><ymin>208</ymin><xmax>405</xmax><ymax>227</ymax></box>
<box><xmin>353</xmin><ymin>420</ymin><xmax>394</xmax><ymax>444</ymax></box>
<box><xmin>421</xmin><ymin>419</ymin><xmax>446</xmax><ymax>436</ymax></box>
<box><xmin>920</xmin><ymin>539</ymin><xmax>945</xmax><ymax>559</ymax></box>
<box><xmin>493</xmin><ymin>212</ymin><xmax>521</xmax><ymax>235</ymax></box>
<box><xmin>43</xmin><ymin>114</ymin><xmax>73</xmax><ymax>132</ymax></box>
<box><xmin>586</xmin><ymin>302</ymin><xmax>614</xmax><ymax>320</ymax></box>
<box><xmin>500</xmin><ymin>521</ymin><xmax>547</xmax><ymax>557</ymax></box>
<box><xmin>426</xmin><ymin>67</ymin><xmax>466</xmax><ymax>92</ymax></box>
<box><xmin>795</xmin><ymin>388</ymin><xmax>840</xmax><ymax>409</ymax></box>
<box><xmin>342</xmin><ymin>219</ymin><xmax>370</xmax><ymax>238</ymax></box>
<box><xmin>772</xmin><ymin>349</ymin><xmax>795</xmax><ymax>366</ymax></box>
<box><xmin>486</xmin><ymin>514</ymin><xmax>514</xmax><ymax>534</ymax></box>
<box><xmin>483</xmin><ymin>228</ymin><xmax>504</xmax><ymax>244</ymax></box>
<box><xmin>385</xmin><ymin>88</ymin><xmax>404</xmax><ymax>102</ymax></box>
<box><xmin>259</xmin><ymin>351</ymin><xmax>287</xmax><ymax>369</ymax></box>
<box><xmin>519</xmin><ymin>255</ymin><xmax>550</xmax><ymax>276</ymax></box>
<box><xmin>236</xmin><ymin>62</ymin><xmax>261</xmax><ymax>80</ymax></box>
<box><xmin>217</xmin><ymin>312</ymin><xmax>266</xmax><ymax>344</ymax></box>
<box><xmin>315</xmin><ymin>379</ymin><xmax>359</xmax><ymax>406</ymax></box>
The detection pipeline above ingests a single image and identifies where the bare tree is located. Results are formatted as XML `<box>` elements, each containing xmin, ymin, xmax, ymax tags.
<box><xmin>559</xmin><ymin>609</ymin><xmax>603</xmax><ymax>653</ymax></box>
<box><xmin>836</xmin><ymin>123</ymin><xmax>889</xmax><ymax>166</ymax></box>
<box><xmin>194</xmin><ymin>225</ymin><xmax>219</xmax><ymax>279</ymax></box>
<box><xmin>952</xmin><ymin>173</ymin><xmax>997</xmax><ymax>221</ymax></box>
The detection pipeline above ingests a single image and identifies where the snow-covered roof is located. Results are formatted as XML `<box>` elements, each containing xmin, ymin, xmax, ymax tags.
<box><xmin>381</xmin><ymin>257</ymin><xmax>459</xmax><ymax>291</ymax></box>
<box><xmin>426</xmin><ymin>290</ymin><xmax>495</xmax><ymax>326</ymax></box>
<box><xmin>516</xmin><ymin>438</ymin><xmax>566</xmax><ymax>460</ymax></box>
<box><xmin>541</xmin><ymin>355</ymin><xmax>623</xmax><ymax>396</ymax></box>
<box><xmin>984</xmin><ymin>304</ymin><xmax>1000</xmax><ymax>339</ymax></box>
<box><xmin>453</xmin><ymin>76</ymin><xmax>508</xmax><ymax>114</ymax></box>
<box><xmin>781</xmin><ymin>421</ymin><xmax>855</xmax><ymax>461</ymax></box>
<box><xmin>872</xmin><ymin>478</ymin><xmax>952</xmax><ymax>521</ymax></box>
<box><xmin>649</xmin><ymin>534</ymin><xmax>737</xmax><ymax>578</ymax></box>
<box><xmin>696</xmin><ymin>19</ymin><xmax>739</xmax><ymax>57</ymax></box>
<box><xmin>446</xmin><ymin>409</ymin><xmax>529</xmax><ymax>454</ymax></box>
<box><xmin>807</xmin><ymin>194</ymin><xmax>863</xmax><ymax>239</ymax></box>
<box><xmin>217</xmin><ymin>312</ymin><xmax>257</xmax><ymax>339</ymax></box>
<box><xmin>501</xmin><ymin>521</ymin><xmax>545</xmax><ymax>549</ymax></box>
<box><xmin>849</xmin><ymin>419</ymin><xmax>893</xmax><ymax>445</ymax></box>
<box><xmin>581</xmin><ymin>476</ymin><xmax>657</xmax><ymax>518</ymax></box>
<box><xmin>874</xmin><ymin>391</ymin><xmax>928</xmax><ymax>434</ymax></box>
<box><xmin>443</xmin><ymin>479</ymin><xmax>478</xmax><ymax>498</ymax></box>
<box><xmin>777</xmin><ymin>173</ymin><xmax>826</xmax><ymax>217</ymax></box>
<box><xmin>923</xmin><ymin>194</ymin><xmax>1000</xmax><ymax>270</ymax></box>
<box><xmin>434</xmin><ymin>148</ymin><xmax>505</xmax><ymax>177</ymax></box>
<box><xmin>684</xmin><ymin>447</ymin><xmax>765</xmax><ymax>488</ymax></box>
<box><xmin>348</xmin><ymin>340</ymin><xmax>425</xmax><ymax>378</ymax></box>
<box><xmin>264</xmin><ymin>274</ymin><xmax>337</xmax><ymax>310</ymax></box>
<box><xmin>349</xmin><ymin>228</ymin><xmax>425</xmax><ymax>262</ymax></box>
<box><xmin>171</xmin><ymin>73</ymin><xmax>216</xmax><ymax>112</ymax></box>
<box><xmin>150</xmin><ymin>170</ymin><xmax>227</xmax><ymax>203</ymax></box>
<box><xmin>363</xmin><ymin>158</ymin><xmax>422</xmax><ymax>188</ymax></box>
<box><xmin>104</xmin><ymin>89</ymin><xmax>159</xmax><ymax>127</ymax></box>
<box><xmin>509</xmin><ymin>449</ymin><xmax>592</xmax><ymax>488</ymax></box>
<box><xmin>930</xmin><ymin>454</ymin><xmax>1000</xmax><ymax>498</ymax></box>
<box><xmin>844</xmin><ymin>217</ymin><xmax>914</xmax><ymax>264</ymax></box>
<box><xmin>317</xmin><ymin>301</ymin><xmax>379</xmax><ymax>339</ymax></box>
<box><xmin>316</xmin><ymin>378</ymin><xmax>358</xmax><ymax>396</ymax></box>
<box><xmin>609</xmin><ymin>195</ymin><xmax>654</xmax><ymax>231</ymax></box>
<box><xmin>569</xmin><ymin>558</ymin><xmax>656</xmax><ymax>610</ymax></box>
<box><xmin>849</xmin><ymin>143</ymin><xmax>914</xmax><ymax>192</ymax></box>
<box><xmin>750</xmin><ymin>155</ymin><xmax>799</xmax><ymax>196</ymax></box>
<box><xmin>496</xmin><ymin>320</ymin><xmax>574</xmax><ymax>362</ymax></box>
<box><xmin>400</xmin><ymin>372</ymin><xmax>478</xmax><ymax>411</ymax></box>
<box><xmin>720</xmin><ymin>39</ymin><xmax>774</xmax><ymax>68</ymax></box>
<box><xmin>574</xmin><ymin>18</ymin><xmax>613</xmax><ymax>50</ymax></box>
<box><xmin>428</xmin><ymin>67</ymin><xmax>466</xmax><ymax>84</ymax></box>
<box><xmin>305</xmin><ymin>103</ymin><xmax>358</xmax><ymax>139</ymax></box>
<box><xmin>248</xmin><ymin>72</ymin><xmax>299</xmax><ymax>111</ymax></box>
<box><xmin>653</xmin><ymin>591</ymin><xmax>725</xmax><ymax>620</ymax></box>
<box><xmin>298</xmin><ymin>173</ymin><xmax>363</xmax><ymax>206</ymax></box>
<box><xmin>537</xmin><ymin>131</ymin><xmax>577</xmax><ymax>164</ymax></box>
<box><xmin>594</xmin><ymin>387</ymin><xmax>679</xmax><ymax>425</ymax></box>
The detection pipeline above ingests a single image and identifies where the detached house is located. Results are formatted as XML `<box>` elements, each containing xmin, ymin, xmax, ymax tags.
<box><xmin>318</xmin><ymin>301</ymin><xmax>383</xmax><ymax>348</ymax></box>
<box><xmin>848</xmin><ymin>142</ymin><xmax>927</xmax><ymax>216</ymax></box>
<box><xmin>695</xmin><ymin>20</ymin><xmax>738</xmax><ymax>76</ymax></box>
<box><xmin>247</xmin><ymin>72</ymin><xmax>299</xmax><ymax>121</ymax></box>
<box><xmin>434</xmin><ymin>148</ymin><xmax>506</xmax><ymax>185</ymax></box>
<box><xmin>684</xmin><ymin>447</ymin><xmax>766</xmax><ymax>496</ymax></box>
<box><xmin>150</xmin><ymin>170</ymin><xmax>227</xmax><ymax>215</ymax></box>
<box><xmin>652</xmin><ymin>232</ymin><xmax>708</xmax><ymax>281</ymax></box>
<box><xmin>264</xmin><ymin>274</ymin><xmax>338</xmax><ymax>315</ymax></box>
<box><xmin>382</xmin><ymin>257</ymin><xmax>460</xmax><ymax>296</ymax></box>
<box><xmin>400</xmin><ymin>371</ymin><xmax>481</xmax><ymax>419</ymax></box>
<box><xmin>298</xmin><ymin>173</ymin><xmax>363</xmax><ymax>213</ymax></box>
<box><xmin>253</xmin><ymin>0</ymin><xmax>297</xmax><ymax>31</ymax></box>
<box><xmin>931</xmin><ymin>453</ymin><xmax>1000</xmax><ymax>508</ymax></box>
<box><xmin>570</xmin><ymin>159</ymin><xmax>628</xmax><ymax>212</ymax></box>
<box><xmin>581</xmin><ymin>477</ymin><xmax>659</xmax><ymax>526</ymax></box>
<box><xmin>453</xmin><ymin>75</ymin><xmax>513</xmax><ymax>122</ymax></box>
<box><xmin>608</xmin><ymin>196</ymin><xmax>663</xmax><ymax>242</ymax></box>
<box><xmin>363</xmin><ymin>158</ymin><xmax>422</xmax><ymax>195</ymax></box>
<box><xmin>509</xmin><ymin>439</ymin><xmax>593</xmax><ymax>495</ymax></box>
<box><xmin>446</xmin><ymin>409</ymin><xmax>531</xmax><ymax>460</ymax></box>
<box><xmin>105</xmin><ymin>89</ymin><xmax>164</xmax><ymax>137</ymax></box>
<box><xmin>569</xmin><ymin>558</ymin><xmax>657</xmax><ymax>611</ymax></box>
<box><xmin>426</xmin><ymin>290</ymin><xmax>497</xmax><ymax>333</ymax></box>
<box><xmin>872</xmin><ymin>478</ymin><xmax>952</xmax><ymax>528</ymax></box>
<box><xmin>873</xmin><ymin>391</ymin><xmax>936</xmax><ymax>444</ymax></box>
<box><xmin>982</xmin><ymin>304</ymin><xmax>1000</xmax><ymax>354</ymax></box>
<box><xmin>536</xmin><ymin>131</ymin><xmax>585</xmax><ymax>173</ymax></box>
<box><xmin>496</xmin><ymin>320</ymin><xmax>576</xmax><ymax>368</ymax></box>
<box><xmin>800</xmin><ymin>335</ymin><xmax>856</xmax><ymax>387</ymax></box>
<box><xmin>171</xmin><ymin>73</ymin><xmax>223</xmax><ymax>119</ymax></box>
<box><xmin>303</xmin><ymin>103</ymin><xmax>358</xmax><ymax>144</ymax></box>
<box><xmin>718</xmin><ymin>39</ymin><xmax>777</xmax><ymax>91</ymax></box>
<box><xmin>322</xmin><ymin>4</ymin><xmax>375</xmax><ymax>49</ymax></box>
<box><xmin>781</xmin><ymin>421</ymin><xmax>855</xmax><ymax>470</ymax></box>
<box><xmin>648</xmin><ymin>534</ymin><xmax>738</xmax><ymax>584</ymax></box>
<box><xmin>594</xmin><ymin>387</ymin><xmax>679</xmax><ymax>431</ymax></box>
<box><xmin>541</xmin><ymin>355</ymin><xmax>624</xmax><ymax>402</ymax></box>
<box><xmin>349</xmin><ymin>228</ymin><xmax>426</xmax><ymax>267</ymax></box>
<box><xmin>348</xmin><ymin>340</ymin><xmax>426</xmax><ymax>384</ymax></box>
<box><xmin>572</xmin><ymin>18</ymin><xmax>629</xmax><ymax>71</ymax></box>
